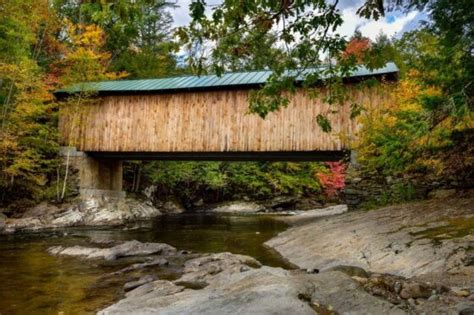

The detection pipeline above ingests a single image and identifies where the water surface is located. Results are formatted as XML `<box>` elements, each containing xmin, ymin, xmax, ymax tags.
<box><xmin>0</xmin><ymin>214</ymin><xmax>287</xmax><ymax>314</ymax></box>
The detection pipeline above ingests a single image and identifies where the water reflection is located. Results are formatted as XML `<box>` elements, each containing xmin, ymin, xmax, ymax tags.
<box><xmin>0</xmin><ymin>214</ymin><xmax>288</xmax><ymax>314</ymax></box>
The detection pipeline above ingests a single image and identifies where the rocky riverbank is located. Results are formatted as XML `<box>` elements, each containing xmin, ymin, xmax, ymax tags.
<box><xmin>265</xmin><ymin>190</ymin><xmax>474</xmax><ymax>313</ymax></box>
<box><xmin>0</xmin><ymin>194</ymin><xmax>332</xmax><ymax>234</ymax></box>
<box><xmin>48</xmin><ymin>240</ymin><xmax>407</xmax><ymax>314</ymax></box>
<box><xmin>0</xmin><ymin>196</ymin><xmax>167</xmax><ymax>234</ymax></box>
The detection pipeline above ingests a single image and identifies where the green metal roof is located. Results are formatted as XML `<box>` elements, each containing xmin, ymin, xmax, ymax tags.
<box><xmin>56</xmin><ymin>62</ymin><xmax>398</xmax><ymax>96</ymax></box>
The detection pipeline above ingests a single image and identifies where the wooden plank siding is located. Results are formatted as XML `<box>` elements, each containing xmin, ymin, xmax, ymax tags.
<box><xmin>59</xmin><ymin>84</ymin><xmax>391</xmax><ymax>153</ymax></box>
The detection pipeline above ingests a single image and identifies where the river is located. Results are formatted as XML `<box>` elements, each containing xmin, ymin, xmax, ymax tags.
<box><xmin>0</xmin><ymin>214</ymin><xmax>288</xmax><ymax>314</ymax></box>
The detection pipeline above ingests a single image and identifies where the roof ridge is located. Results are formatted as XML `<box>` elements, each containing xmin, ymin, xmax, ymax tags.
<box><xmin>55</xmin><ymin>62</ymin><xmax>398</xmax><ymax>95</ymax></box>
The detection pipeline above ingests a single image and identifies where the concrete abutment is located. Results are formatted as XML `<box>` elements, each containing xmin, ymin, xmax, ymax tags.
<box><xmin>60</xmin><ymin>147</ymin><xmax>125</xmax><ymax>199</ymax></box>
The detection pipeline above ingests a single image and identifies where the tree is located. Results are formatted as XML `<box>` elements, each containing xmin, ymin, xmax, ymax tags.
<box><xmin>0</xmin><ymin>0</ymin><xmax>61</xmax><ymax>207</ymax></box>
<box><xmin>342</xmin><ymin>30</ymin><xmax>371</xmax><ymax>63</ymax></box>
<box><xmin>57</xmin><ymin>21</ymin><xmax>127</xmax><ymax>200</ymax></box>
<box><xmin>53</xmin><ymin>0</ymin><xmax>181</xmax><ymax>78</ymax></box>
<box><xmin>179</xmin><ymin>0</ymin><xmax>473</xmax><ymax>129</ymax></box>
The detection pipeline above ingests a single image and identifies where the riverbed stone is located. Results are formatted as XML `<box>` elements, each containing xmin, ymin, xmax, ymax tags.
<box><xmin>399</xmin><ymin>283</ymin><xmax>432</xmax><ymax>299</ymax></box>
<box><xmin>99</xmin><ymin>252</ymin><xmax>405</xmax><ymax>315</ymax></box>
<box><xmin>124</xmin><ymin>275</ymin><xmax>157</xmax><ymax>291</ymax></box>
<box><xmin>325</xmin><ymin>265</ymin><xmax>369</xmax><ymax>278</ymax></box>
<box><xmin>456</xmin><ymin>302</ymin><xmax>474</xmax><ymax>315</ymax></box>
<box><xmin>274</xmin><ymin>204</ymin><xmax>348</xmax><ymax>225</ymax></box>
<box><xmin>265</xmin><ymin>196</ymin><xmax>474</xmax><ymax>278</ymax></box>
<box><xmin>48</xmin><ymin>240</ymin><xmax>176</xmax><ymax>260</ymax></box>
<box><xmin>2</xmin><ymin>196</ymin><xmax>163</xmax><ymax>234</ymax></box>
<box><xmin>114</xmin><ymin>258</ymin><xmax>169</xmax><ymax>274</ymax></box>
<box><xmin>124</xmin><ymin>280</ymin><xmax>185</xmax><ymax>299</ymax></box>
<box><xmin>206</xmin><ymin>201</ymin><xmax>265</xmax><ymax>213</ymax></box>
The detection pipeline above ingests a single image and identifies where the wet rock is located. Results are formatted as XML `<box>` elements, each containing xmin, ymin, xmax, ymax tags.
<box><xmin>21</xmin><ymin>202</ymin><xmax>63</xmax><ymax>218</ymax></box>
<box><xmin>272</xmin><ymin>205</ymin><xmax>348</xmax><ymax>225</ymax></box>
<box><xmin>3</xmin><ymin>197</ymin><xmax>163</xmax><ymax>233</ymax></box>
<box><xmin>99</xmin><ymin>253</ymin><xmax>404</xmax><ymax>315</ymax></box>
<box><xmin>114</xmin><ymin>258</ymin><xmax>169</xmax><ymax>274</ymax></box>
<box><xmin>48</xmin><ymin>240</ymin><xmax>176</xmax><ymax>261</ymax></box>
<box><xmin>394</xmin><ymin>281</ymin><xmax>403</xmax><ymax>294</ymax></box>
<box><xmin>125</xmin><ymin>280</ymin><xmax>185</xmax><ymax>299</ymax></box>
<box><xmin>265</xmin><ymin>196</ymin><xmax>474</xmax><ymax>278</ymax></box>
<box><xmin>264</xmin><ymin>196</ymin><xmax>297</xmax><ymax>210</ymax></box>
<box><xmin>326</xmin><ymin>265</ymin><xmax>369</xmax><ymax>278</ymax></box>
<box><xmin>162</xmin><ymin>200</ymin><xmax>185</xmax><ymax>214</ymax></box>
<box><xmin>456</xmin><ymin>303</ymin><xmax>474</xmax><ymax>315</ymax></box>
<box><xmin>207</xmin><ymin>201</ymin><xmax>265</xmax><ymax>213</ymax></box>
<box><xmin>0</xmin><ymin>216</ymin><xmax>5</xmax><ymax>232</ymax></box>
<box><xmin>453</xmin><ymin>288</ymin><xmax>471</xmax><ymax>298</ymax></box>
<box><xmin>352</xmin><ymin>276</ymin><xmax>369</xmax><ymax>285</ymax></box>
<box><xmin>124</xmin><ymin>275</ymin><xmax>157</xmax><ymax>291</ymax></box>
<box><xmin>400</xmin><ymin>283</ymin><xmax>432</xmax><ymax>299</ymax></box>
<box><xmin>428</xmin><ymin>189</ymin><xmax>457</xmax><ymax>199</ymax></box>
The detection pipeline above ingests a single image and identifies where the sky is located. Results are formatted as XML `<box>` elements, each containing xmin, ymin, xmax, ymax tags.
<box><xmin>169</xmin><ymin>0</ymin><xmax>424</xmax><ymax>41</ymax></box>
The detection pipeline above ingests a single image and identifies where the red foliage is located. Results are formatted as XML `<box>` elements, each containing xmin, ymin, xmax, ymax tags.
<box><xmin>342</xmin><ymin>37</ymin><xmax>370</xmax><ymax>63</ymax></box>
<box><xmin>316</xmin><ymin>162</ymin><xmax>346</xmax><ymax>198</ymax></box>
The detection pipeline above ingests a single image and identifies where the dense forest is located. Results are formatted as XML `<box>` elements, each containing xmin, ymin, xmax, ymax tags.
<box><xmin>0</xmin><ymin>0</ymin><xmax>472</xmax><ymax>212</ymax></box>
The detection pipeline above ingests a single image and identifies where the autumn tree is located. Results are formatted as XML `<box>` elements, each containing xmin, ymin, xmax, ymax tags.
<box><xmin>0</xmin><ymin>0</ymin><xmax>62</xmax><ymax>207</ymax></box>
<box><xmin>53</xmin><ymin>0</ymin><xmax>181</xmax><ymax>78</ymax></box>
<box><xmin>341</xmin><ymin>30</ymin><xmax>371</xmax><ymax>63</ymax></box>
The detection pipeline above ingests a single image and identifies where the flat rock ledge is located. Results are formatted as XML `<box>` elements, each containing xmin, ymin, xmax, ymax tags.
<box><xmin>2</xmin><ymin>197</ymin><xmax>163</xmax><ymax>234</ymax></box>
<box><xmin>265</xmin><ymin>195</ymin><xmax>474</xmax><ymax>279</ymax></box>
<box><xmin>98</xmin><ymin>251</ymin><xmax>404</xmax><ymax>315</ymax></box>
<box><xmin>48</xmin><ymin>240</ymin><xmax>177</xmax><ymax>261</ymax></box>
<box><xmin>48</xmin><ymin>240</ymin><xmax>473</xmax><ymax>314</ymax></box>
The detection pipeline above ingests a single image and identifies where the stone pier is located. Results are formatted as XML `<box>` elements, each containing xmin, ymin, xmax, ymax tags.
<box><xmin>60</xmin><ymin>147</ymin><xmax>125</xmax><ymax>199</ymax></box>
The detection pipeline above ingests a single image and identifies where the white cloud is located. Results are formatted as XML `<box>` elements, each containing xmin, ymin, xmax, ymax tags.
<box><xmin>338</xmin><ymin>9</ymin><xmax>419</xmax><ymax>40</ymax></box>
<box><xmin>169</xmin><ymin>1</ymin><xmax>420</xmax><ymax>41</ymax></box>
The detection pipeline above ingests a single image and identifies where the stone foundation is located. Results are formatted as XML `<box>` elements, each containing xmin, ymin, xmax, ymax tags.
<box><xmin>60</xmin><ymin>147</ymin><xmax>124</xmax><ymax>199</ymax></box>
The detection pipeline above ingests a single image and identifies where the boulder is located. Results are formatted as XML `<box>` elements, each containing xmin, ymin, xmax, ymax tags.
<box><xmin>265</xmin><ymin>196</ymin><xmax>474</xmax><ymax>278</ymax></box>
<box><xmin>457</xmin><ymin>303</ymin><xmax>474</xmax><ymax>315</ymax></box>
<box><xmin>21</xmin><ymin>202</ymin><xmax>63</xmax><ymax>218</ymax></box>
<box><xmin>325</xmin><ymin>265</ymin><xmax>369</xmax><ymax>278</ymax></box>
<box><xmin>2</xmin><ymin>197</ymin><xmax>163</xmax><ymax>233</ymax></box>
<box><xmin>0</xmin><ymin>216</ymin><xmax>5</xmax><ymax>232</ymax></box>
<box><xmin>162</xmin><ymin>200</ymin><xmax>185</xmax><ymax>214</ymax></box>
<box><xmin>399</xmin><ymin>283</ymin><xmax>432</xmax><ymax>299</ymax></box>
<box><xmin>124</xmin><ymin>275</ymin><xmax>157</xmax><ymax>291</ymax></box>
<box><xmin>48</xmin><ymin>240</ymin><xmax>176</xmax><ymax>261</ymax></box>
<box><xmin>428</xmin><ymin>189</ymin><xmax>457</xmax><ymax>199</ymax></box>
<box><xmin>125</xmin><ymin>280</ymin><xmax>185</xmax><ymax>299</ymax></box>
<box><xmin>207</xmin><ymin>201</ymin><xmax>265</xmax><ymax>213</ymax></box>
<box><xmin>99</xmin><ymin>253</ymin><xmax>405</xmax><ymax>315</ymax></box>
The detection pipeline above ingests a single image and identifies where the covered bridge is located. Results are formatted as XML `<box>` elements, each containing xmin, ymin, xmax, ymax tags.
<box><xmin>56</xmin><ymin>62</ymin><xmax>398</xmax><ymax>197</ymax></box>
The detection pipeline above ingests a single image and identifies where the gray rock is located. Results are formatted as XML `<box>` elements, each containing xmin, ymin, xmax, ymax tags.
<box><xmin>394</xmin><ymin>281</ymin><xmax>403</xmax><ymax>294</ymax></box>
<box><xmin>3</xmin><ymin>197</ymin><xmax>162</xmax><ymax>233</ymax></box>
<box><xmin>124</xmin><ymin>275</ymin><xmax>157</xmax><ymax>291</ymax></box>
<box><xmin>457</xmin><ymin>303</ymin><xmax>474</xmax><ymax>315</ymax></box>
<box><xmin>273</xmin><ymin>205</ymin><xmax>348</xmax><ymax>225</ymax></box>
<box><xmin>115</xmin><ymin>258</ymin><xmax>169</xmax><ymax>274</ymax></box>
<box><xmin>0</xmin><ymin>216</ymin><xmax>5</xmax><ymax>232</ymax></box>
<box><xmin>265</xmin><ymin>197</ymin><xmax>474</xmax><ymax>278</ymax></box>
<box><xmin>21</xmin><ymin>202</ymin><xmax>63</xmax><ymax>218</ymax></box>
<box><xmin>400</xmin><ymin>283</ymin><xmax>432</xmax><ymax>299</ymax></box>
<box><xmin>125</xmin><ymin>280</ymin><xmax>184</xmax><ymax>299</ymax></box>
<box><xmin>325</xmin><ymin>265</ymin><xmax>369</xmax><ymax>278</ymax></box>
<box><xmin>48</xmin><ymin>241</ymin><xmax>176</xmax><ymax>260</ymax></box>
<box><xmin>162</xmin><ymin>200</ymin><xmax>185</xmax><ymax>214</ymax></box>
<box><xmin>428</xmin><ymin>189</ymin><xmax>457</xmax><ymax>199</ymax></box>
<box><xmin>207</xmin><ymin>201</ymin><xmax>265</xmax><ymax>213</ymax></box>
<box><xmin>99</xmin><ymin>253</ymin><xmax>405</xmax><ymax>315</ymax></box>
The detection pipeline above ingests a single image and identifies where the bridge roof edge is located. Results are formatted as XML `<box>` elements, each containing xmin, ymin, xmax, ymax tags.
<box><xmin>55</xmin><ymin>62</ymin><xmax>399</xmax><ymax>96</ymax></box>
